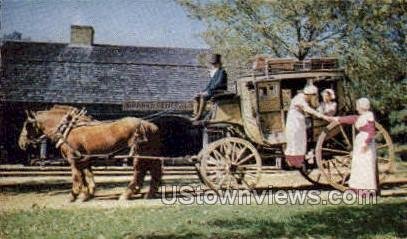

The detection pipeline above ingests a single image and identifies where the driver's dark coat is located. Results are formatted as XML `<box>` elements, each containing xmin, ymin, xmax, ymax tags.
<box><xmin>204</xmin><ymin>68</ymin><xmax>228</xmax><ymax>98</ymax></box>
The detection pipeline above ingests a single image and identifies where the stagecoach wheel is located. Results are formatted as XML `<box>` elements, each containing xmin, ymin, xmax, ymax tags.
<box><xmin>299</xmin><ymin>152</ymin><xmax>329</xmax><ymax>186</ymax></box>
<box><xmin>198</xmin><ymin>137</ymin><xmax>262</xmax><ymax>191</ymax></box>
<box><xmin>315</xmin><ymin>121</ymin><xmax>395</xmax><ymax>191</ymax></box>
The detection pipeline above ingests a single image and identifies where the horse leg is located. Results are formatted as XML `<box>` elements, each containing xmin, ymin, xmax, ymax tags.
<box><xmin>76</xmin><ymin>159</ymin><xmax>95</xmax><ymax>202</ymax></box>
<box><xmin>84</xmin><ymin>166</ymin><xmax>96</xmax><ymax>197</ymax></box>
<box><xmin>120</xmin><ymin>157</ymin><xmax>146</xmax><ymax>200</ymax></box>
<box><xmin>69</xmin><ymin>161</ymin><xmax>84</xmax><ymax>202</ymax></box>
<box><xmin>145</xmin><ymin>159</ymin><xmax>163</xmax><ymax>199</ymax></box>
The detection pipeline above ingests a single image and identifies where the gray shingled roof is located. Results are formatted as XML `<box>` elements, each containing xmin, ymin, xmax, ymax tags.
<box><xmin>0</xmin><ymin>41</ymin><xmax>209</xmax><ymax>104</ymax></box>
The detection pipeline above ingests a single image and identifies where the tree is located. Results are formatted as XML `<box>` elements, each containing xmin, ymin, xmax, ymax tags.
<box><xmin>179</xmin><ymin>0</ymin><xmax>350</xmax><ymax>63</ymax></box>
<box><xmin>179</xmin><ymin>0</ymin><xmax>406</xmax><ymax>147</ymax></box>
<box><xmin>1</xmin><ymin>31</ymin><xmax>31</xmax><ymax>43</ymax></box>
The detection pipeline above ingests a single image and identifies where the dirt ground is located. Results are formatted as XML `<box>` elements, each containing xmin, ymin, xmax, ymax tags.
<box><xmin>1</xmin><ymin>167</ymin><xmax>406</xmax><ymax>211</ymax></box>
<box><xmin>0</xmin><ymin>171</ymin><xmax>309</xmax><ymax>211</ymax></box>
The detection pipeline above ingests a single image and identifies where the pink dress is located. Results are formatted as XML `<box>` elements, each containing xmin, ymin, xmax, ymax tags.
<box><xmin>337</xmin><ymin>111</ymin><xmax>377</xmax><ymax>191</ymax></box>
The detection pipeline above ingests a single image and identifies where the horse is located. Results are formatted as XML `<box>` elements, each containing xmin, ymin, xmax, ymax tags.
<box><xmin>18</xmin><ymin>105</ymin><xmax>160</xmax><ymax>202</ymax></box>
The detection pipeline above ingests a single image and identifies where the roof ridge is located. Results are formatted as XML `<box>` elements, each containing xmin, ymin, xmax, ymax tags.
<box><xmin>2</xmin><ymin>40</ymin><xmax>209</xmax><ymax>51</ymax></box>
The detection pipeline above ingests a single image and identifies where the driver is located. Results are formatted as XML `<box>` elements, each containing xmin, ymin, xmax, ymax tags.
<box><xmin>192</xmin><ymin>54</ymin><xmax>228</xmax><ymax>118</ymax></box>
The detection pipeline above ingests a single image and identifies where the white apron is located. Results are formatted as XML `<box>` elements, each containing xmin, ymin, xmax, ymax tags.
<box><xmin>285</xmin><ymin>94</ymin><xmax>323</xmax><ymax>156</ymax></box>
<box><xmin>348</xmin><ymin>112</ymin><xmax>377</xmax><ymax>190</ymax></box>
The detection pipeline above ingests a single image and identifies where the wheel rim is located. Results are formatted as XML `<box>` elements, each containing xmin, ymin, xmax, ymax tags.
<box><xmin>199</xmin><ymin>137</ymin><xmax>262</xmax><ymax>190</ymax></box>
<box><xmin>300</xmin><ymin>154</ymin><xmax>328</xmax><ymax>186</ymax></box>
<box><xmin>316</xmin><ymin>121</ymin><xmax>395</xmax><ymax>191</ymax></box>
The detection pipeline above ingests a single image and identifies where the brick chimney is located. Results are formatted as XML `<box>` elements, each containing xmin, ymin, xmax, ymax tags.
<box><xmin>70</xmin><ymin>25</ymin><xmax>94</xmax><ymax>46</ymax></box>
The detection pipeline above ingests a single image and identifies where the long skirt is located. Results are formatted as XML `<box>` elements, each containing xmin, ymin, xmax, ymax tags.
<box><xmin>349</xmin><ymin>132</ymin><xmax>378</xmax><ymax>191</ymax></box>
<box><xmin>284</xmin><ymin>109</ymin><xmax>306</xmax><ymax>167</ymax></box>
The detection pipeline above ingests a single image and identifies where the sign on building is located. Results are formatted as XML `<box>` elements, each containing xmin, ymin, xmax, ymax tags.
<box><xmin>122</xmin><ymin>101</ymin><xmax>194</xmax><ymax>111</ymax></box>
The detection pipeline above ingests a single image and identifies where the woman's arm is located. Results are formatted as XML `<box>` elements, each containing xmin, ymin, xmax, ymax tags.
<box><xmin>302</xmin><ymin>103</ymin><xmax>325</xmax><ymax>119</ymax></box>
<box><xmin>335</xmin><ymin>115</ymin><xmax>358</xmax><ymax>125</ymax></box>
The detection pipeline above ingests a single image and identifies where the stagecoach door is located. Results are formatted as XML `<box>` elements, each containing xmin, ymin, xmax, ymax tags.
<box><xmin>255</xmin><ymin>81</ymin><xmax>285</xmax><ymax>144</ymax></box>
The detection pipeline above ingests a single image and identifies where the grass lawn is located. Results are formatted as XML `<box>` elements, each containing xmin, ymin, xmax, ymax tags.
<box><xmin>0</xmin><ymin>197</ymin><xmax>406</xmax><ymax>239</ymax></box>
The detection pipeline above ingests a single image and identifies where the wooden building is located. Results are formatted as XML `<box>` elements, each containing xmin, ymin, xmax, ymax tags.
<box><xmin>0</xmin><ymin>25</ymin><xmax>209</xmax><ymax>163</ymax></box>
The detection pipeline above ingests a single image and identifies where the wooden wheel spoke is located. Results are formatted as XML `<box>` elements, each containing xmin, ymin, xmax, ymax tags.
<box><xmin>316</xmin><ymin>173</ymin><xmax>322</xmax><ymax>182</ymax></box>
<box><xmin>334</xmin><ymin>157</ymin><xmax>351</xmax><ymax>168</ymax></box>
<box><xmin>374</xmin><ymin>131</ymin><xmax>384</xmax><ymax>140</ymax></box>
<box><xmin>237</xmin><ymin>175</ymin><xmax>254</xmax><ymax>188</ymax></box>
<box><xmin>339</xmin><ymin>125</ymin><xmax>352</xmax><ymax>148</ymax></box>
<box><xmin>224</xmin><ymin>142</ymin><xmax>233</xmax><ymax>157</ymax></box>
<box><xmin>377</xmin><ymin>144</ymin><xmax>389</xmax><ymax>150</ymax></box>
<box><xmin>326</xmin><ymin>160</ymin><xmax>332</xmax><ymax>178</ymax></box>
<box><xmin>209</xmin><ymin>161</ymin><xmax>226</xmax><ymax>171</ymax></box>
<box><xmin>331</xmin><ymin>161</ymin><xmax>345</xmax><ymax>180</ymax></box>
<box><xmin>322</xmin><ymin>148</ymin><xmax>350</xmax><ymax>155</ymax></box>
<box><xmin>236</xmin><ymin>154</ymin><xmax>255</xmax><ymax>165</ymax></box>
<box><xmin>206</xmin><ymin>156</ymin><xmax>220</xmax><ymax>166</ymax></box>
<box><xmin>218</xmin><ymin>173</ymin><xmax>228</xmax><ymax>186</ymax></box>
<box><xmin>235</xmin><ymin>146</ymin><xmax>248</xmax><ymax>162</ymax></box>
<box><xmin>219</xmin><ymin>144</ymin><xmax>225</xmax><ymax>154</ymax></box>
<box><xmin>243</xmin><ymin>172</ymin><xmax>257</xmax><ymax>179</ymax></box>
<box><xmin>206</xmin><ymin>166</ymin><xmax>225</xmax><ymax>173</ymax></box>
<box><xmin>227</xmin><ymin>174</ymin><xmax>238</xmax><ymax>188</ymax></box>
<box><xmin>212</xmin><ymin>149</ymin><xmax>226</xmax><ymax>162</ymax></box>
<box><xmin>231</xmin><ymin>144</ymin><xmax>242</xmax><ymax>163</ymax></box>
<box><xmin>207</xmin><ymin>174</ymin><xmax>220</xmax><ymax>182</ymax></box>
<box><xmin>230</xmin><ymin>142</ymin><xmax>236</xmax><ymax>162</ymax></box>
<box><xmin>327</xmin><ymin>136</ymin><xmax>347</xmax><ymax>149</ymax></box>
<box><xmin>241</xmin><ymin>178</ymin><xmax>251</xmax><ymax>188</ymax></box>
<box><xmin>341</xmin><ymin>173</ymin><xmax>350</xmax><ymax>185</ymax></box>
<box><xmin>377</xmin><ymin>156</ymin><xmax>389</xmax><ymax>162</ymax></box>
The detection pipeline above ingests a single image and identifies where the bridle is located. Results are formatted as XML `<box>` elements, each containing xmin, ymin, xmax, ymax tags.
<box><xmin>23</xmin><ymin>116</ymin><xmax>47</xmax><ymax>146</ymax></box>
<box><xmin>25</xmin><ymin>108</ymin><xmax>87</xmax><ymax>158</ymax></box>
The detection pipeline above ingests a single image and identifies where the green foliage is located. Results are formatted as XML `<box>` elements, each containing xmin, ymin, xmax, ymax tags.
<box><xmin>179</xmin><ymin>0</ymin><xmax>406</xmax><ymax>142</ymax></box>
<box><xmin>179</xmin><ymin>0</ymin><xmax>348</xmax><ymax>63</ymax></box>
<box><xmin>390</xmin><ymin>110</ymin><xmax>407</xmax><ymax>137</ymax></box>
<box><xmin>0</xmin><ymin>197</ymin><xmax>406</xmax><ymax>238</ymax></box>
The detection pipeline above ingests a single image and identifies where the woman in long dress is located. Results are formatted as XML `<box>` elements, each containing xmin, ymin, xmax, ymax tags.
<box><xmin>318</xmin><ymin>89</ymin><xmax>337</xmax><ymax>116</ymax></box>
<box><xmin>285</xmin><ymin>84</ymin><xmax>328</xmax><ymax>168</ymax></box>
<box><xmin>332</xmin><ymin>98</ymin><xmax>378</xmax><ymax>194</ymax></box>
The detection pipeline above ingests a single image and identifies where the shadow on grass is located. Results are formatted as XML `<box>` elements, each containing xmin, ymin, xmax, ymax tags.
<box><xmin>135</xmin><ymin>201</ymin><xmax>407</xmax><ymax>239</ymax></box>
<box><xmin>205</xmin><ymin>202</ymin><xmax>407</xmax><ymax>239</ymax></box>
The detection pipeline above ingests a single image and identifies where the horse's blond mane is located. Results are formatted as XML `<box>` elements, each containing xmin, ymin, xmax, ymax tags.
<box><xmin>50</xmin><ymin>105</ymin><xmax>79</xmax><ymax>112</ymax></box>
<box><xmin>35</xmin><ymin>105</ymin><xmax>93</xmax><ymax>122</ymax></box>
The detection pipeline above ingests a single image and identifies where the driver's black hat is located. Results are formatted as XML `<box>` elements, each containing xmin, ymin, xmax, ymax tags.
<box><xmin>208</xmin><ymin>53</ymin><xmax>222</xmax><ymax>64</ymax></box>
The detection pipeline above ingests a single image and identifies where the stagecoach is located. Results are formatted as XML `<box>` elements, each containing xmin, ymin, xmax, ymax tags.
<box><xmin>19</xmin><ymin>57</ymin><xmax>395</xmax><ymax>195</ymax></box>
<box><xmin>191</xmin><ymin>57</ymin><xmax>395</xmax><ymax>191</ymax></box>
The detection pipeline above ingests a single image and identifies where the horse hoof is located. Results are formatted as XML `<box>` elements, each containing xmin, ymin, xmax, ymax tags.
<box><xmin>119</xmin><ymin>194</ymin><xmax>130</xmax><ymax>201</ymax></box>
<box><xmin>144</xmin><ymin>193</ymin><xmax>156</xmax><ymax>199</ymax></box>
<box><xmin>118</xmin><ymin>195</ymin><xmax>128</xmax><ymax>201</ymax></box>
<box><xmin>69</xmin><ymin>194</ymin><xmax>77</xmax><ymax>203</ymax></box>
<box><xmin>80</xmin><ymin>194</ymin><xmax>93</xmax><ymax>202</ymax></box>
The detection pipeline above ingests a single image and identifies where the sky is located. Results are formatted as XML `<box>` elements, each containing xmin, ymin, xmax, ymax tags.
<box><xmin>0</xmin><ymin>0</ymin><xmax>208</xmax><ymax>48</ymax></box>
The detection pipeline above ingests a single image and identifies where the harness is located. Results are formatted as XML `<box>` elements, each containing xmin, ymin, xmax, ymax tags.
<box><xmin>51</xmin><ymin>107</ymin><xmax>88</xmax><ymax>158</ymax></box>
